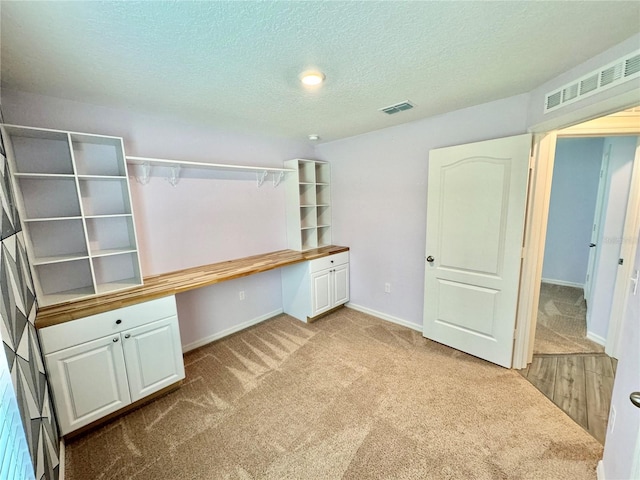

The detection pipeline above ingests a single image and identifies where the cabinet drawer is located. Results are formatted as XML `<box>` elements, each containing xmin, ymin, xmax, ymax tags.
<box><xmin>39</xmin><ymin>296</ymin><xmax>178</xmax><ymax>354</ymax></box>
<box><xmin>309</xmin><ymin>251</ymin><xmax>349</xmax><ymax>273</ymax></box>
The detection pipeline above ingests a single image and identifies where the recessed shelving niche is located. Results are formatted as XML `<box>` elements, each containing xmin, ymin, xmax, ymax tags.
<box><xmin>284</xmin><ymin>159</ymin><xmax>332</xmax><ymax>250</ymax></box>
<box><xmin>1</xmin><ymin>124</ymin><xmax>142</xmax><ymax>306</ymax></box>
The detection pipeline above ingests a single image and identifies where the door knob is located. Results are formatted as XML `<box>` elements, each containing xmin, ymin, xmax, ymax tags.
<box><xmin>631</xmin><ymin>392</ymin><xmax>640</xmax><ymax>409</ymax></box>
<box><xmin>426</xmin><ymin>256</ymin><xmax>435</xmax><ymax>263</ymax></box>
<box><xmin>589</xmin><ymin>243</ymin><xmax>596</xmax><ymax>248</ymax></box>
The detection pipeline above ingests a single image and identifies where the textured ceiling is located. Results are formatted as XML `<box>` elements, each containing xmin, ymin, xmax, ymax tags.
<box><xmin>2</xmin><ymin>1</ymin><xmax>640</xmax><ymax>143</ymax></box>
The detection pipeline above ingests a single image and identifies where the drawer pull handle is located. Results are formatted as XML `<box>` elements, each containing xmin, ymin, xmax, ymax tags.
<box><xmin>115</xmin><ymin>319</ymin><xmax>122</xmax><ymax>325</ymax></box>
<box><xmin>124</xmin><ymin>334</ymin><xmax>131</xmax><ymax>339</ymax></box>
<box><xmin>113</xmin><ymin>337</ymin><xmax>119</xmax><ymax>343</ymax></box>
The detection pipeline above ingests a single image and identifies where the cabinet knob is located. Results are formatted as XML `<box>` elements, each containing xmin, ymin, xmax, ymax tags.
<box><xmin>331</xmin><ymin>260</ymin><xmax>334</xmax><ymax>263</ymax></box>
<box><xmin>124</xmin><ymin>334</ymin><xmax>130</xmax><ymax>339</ymax></box>
<box><xmin>115</xmin><ymin>319</ymin><xmax>122</xmax><ymax>325</ymax></box>
<box><xmin>426</xmin><ymin>256</ymin><xmax>435</xmax><ymax>263</ymax></box>
<box><xmin>113</xmin><ymin>337</ymin><xmax>119</xmax><ymax>342</ymax></box>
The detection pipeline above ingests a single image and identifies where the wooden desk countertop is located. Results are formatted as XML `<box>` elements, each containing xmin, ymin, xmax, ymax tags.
<box><xmin>36</xmin><ymin>245</ymin><xmax>349</xmax><ymax>329</ymax></box>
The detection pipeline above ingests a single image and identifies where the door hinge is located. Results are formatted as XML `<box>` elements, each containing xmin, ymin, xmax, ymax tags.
<box><xmin>619</xmin><ymin>258</ymin><xmax>624</xmax><ymax>265</ymax></box>
<box><xmin>521</xmin><ymin>247</ymin><xmax>525</xmax><ymax>259</ymax></box>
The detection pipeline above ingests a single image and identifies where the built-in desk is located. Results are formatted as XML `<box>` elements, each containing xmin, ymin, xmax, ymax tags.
<box><xmin>36</xmin><ymin>245</ymin><xmax>349</xmax><ymax>328</ymax></box>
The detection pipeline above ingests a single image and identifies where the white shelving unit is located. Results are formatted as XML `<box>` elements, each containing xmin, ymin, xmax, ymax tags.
<box><xmin>284</xmin><ymin>159</ymin><xmax>332</xmax><ymax>251</ymax></box>
<box><xmin>1</xmin><ymin>124</ymin><xmax>143</xmax><ymax>306</ymax></box>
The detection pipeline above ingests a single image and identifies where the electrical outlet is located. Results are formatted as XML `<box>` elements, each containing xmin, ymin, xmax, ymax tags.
<box><xmin>384</xmin><ymin>283</ymin><xmax>391</xmax><ymax>294</ymax></box>
<box><xmin>239</xmin><ymin>291</ymin><xmax>245</xmax><ymax>300</ymax></box>
<box><xmin>609</xmin><ymin>406</ymin><xmax>616</xmax><ymax>433</ymax></box>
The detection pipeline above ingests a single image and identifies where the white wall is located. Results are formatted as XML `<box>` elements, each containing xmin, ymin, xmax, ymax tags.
<box><xmin>602</xmin><ymin>222</ymin><xmax>640</xmax><ymax>480</ymax></box>
<box><xmin>315</xmin><ymin>94</ymin><xmax>530</xmax><ymax>327</ymax></box>
<box><xmin>1</xmin><ymin>89</ymin><xmax>313</xmax><ymax>347</ymax></box>
<box><xmin>542</xmin><ymin>137</ymin><xmax>604</xmax><ymax>286</ymax></box>
<box><xmin>587</xmin><ymin>136</ymin><xmax>636</xmax><ymax>340</ymax></box>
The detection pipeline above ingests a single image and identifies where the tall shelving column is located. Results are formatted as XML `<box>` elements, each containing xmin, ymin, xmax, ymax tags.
<box><xmin>1</xmin><ymin>125</ymin><xmax>142</xmax><ymax>306</ymax></box>
<box><xmin>284</xmin><ymin>159</ymin><xmax>331</xmax><ymax>251</ymax></box>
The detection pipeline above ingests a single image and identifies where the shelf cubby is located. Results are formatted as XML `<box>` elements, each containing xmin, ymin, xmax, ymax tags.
<box><xmin>315</xmin><ymin>162</ymin><xmax>330</xmax><ymax>184</ymax></box>
<box><xmin>26</xmin><ymin>219</ymin><xmax>88</xmax><ymax>264</ymax></box>
<box><xmin>299</xmin><ymin>184</ymin><xmax>316</xmax><ymax>206</ymax></box>
<box><xmin>71</xmin><ymin>134</ymin><xmax>127</xmax><ymax>176</ymax></box>
<box><xmin>316</xmin><ymin>184</ymin><xmax>331</xmax><ymax>206</ymax></box>
<box><xmin>316</xmin><ymin>205</ymin><xmax>331</xmax><ymax>227</ymax></box>
<box><xmin>86</xmin><ymin>216</ymin><xmax>137</xmax><ymax>256</ymax></box>
<box><xmin>301</xmin><ymin>228</ymin><xmax>318</xmax><ymax>250</ymax></box>
<box><xmin>317</xmin><ymin>226</ymin><xmax>332</xmax><ymax>248</ymax></box>
<box><xmin>300</xmin><ymin>206</ymin><xmax>317</xmax><ymax>229</ymax></box>
<box><xmin>18</xmin><ymin>177</ymin><xmax>82</xmax><ymax>219</ymax></box>
<box><xmin>79</xmin><ymin>178</ymin><xmax>132</xmax><ymax>216</ymax></box>
<box><xmin>35</xmin><ymin>259</ymin><xmax>95</xmax><ymax>304</ymax></box>
<box><xmin>2</xmin><ymin>126</ymin><xmax>74</xmax><ymax>174</ymax></box>
<box><xmin>298</xmin><ymin>160</ymin><xmax>316</xmax><ymax>184</ymax></box>
<box><xmin>92</xmin><ymin>252</ymin><xmax>142</xmax><ymax>295</ymax></box>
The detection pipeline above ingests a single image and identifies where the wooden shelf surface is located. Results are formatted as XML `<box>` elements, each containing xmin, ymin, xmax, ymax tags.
<box><xmin>36</xmin><ymin>245</ymin><xmax>349</xmax><ymax>328</ymax></box>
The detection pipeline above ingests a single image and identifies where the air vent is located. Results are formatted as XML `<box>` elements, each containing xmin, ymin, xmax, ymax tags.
<box><xmin>380</xmin><ymin>101</ymin><xmax>414</xmax><ymax>115</ymax></box>
<box><xmin>544</xmin><ymin>50</ymin><xmax>640</xmax><ymax>114</ymax></box>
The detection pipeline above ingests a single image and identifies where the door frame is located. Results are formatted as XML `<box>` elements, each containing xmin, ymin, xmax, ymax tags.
<box><xmin>513</xmin><ymin>101</ymin><xmax>640</xmax><ymax>368</ymax></box>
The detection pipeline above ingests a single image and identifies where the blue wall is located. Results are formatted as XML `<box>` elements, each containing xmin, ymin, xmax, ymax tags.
<box><xmin>542</xmin><ymin>137</ymin><xmax>604</xmax><ymax>286</ymax></box>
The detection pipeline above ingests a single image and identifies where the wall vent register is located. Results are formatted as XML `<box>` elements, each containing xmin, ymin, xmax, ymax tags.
<box><xmin>545</xmin><ymin>50</ymin><xmax>640</xmax><ymax>113</ymax></box>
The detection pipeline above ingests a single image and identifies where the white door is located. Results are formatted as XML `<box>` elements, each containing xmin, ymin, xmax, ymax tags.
<box><xmin>46</xmin><ymin>335</ymin><xmax>130</xmax><ymax>434</ymax></box>
<box><xmin>311</xmin><ymin>269</ymin><xmax>332</xmax><ymax>317</ymax></box>
<box><xmin>424</xmin><ymin>134</ymin><xmax>532</xmax><ymax>368</ymax></box>
<box><xmin>584</xmin><ymin>144</ymin><xmax>610</xmax><ymax>304</ymax></box>
<box><xmin>122</xmin><ymin>317</ymin><xmax>185</xmax><ymax>402</ymax></box>
<box><xmin>333</xmin><ymin>264</ymin><xmax>350</xmax><ymax>306</ymax></box>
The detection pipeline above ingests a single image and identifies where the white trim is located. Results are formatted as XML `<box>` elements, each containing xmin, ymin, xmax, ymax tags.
<box><xmin>59</xmin><ymin>438</ymin><xmax>65</xmax><ymax>480</ymax></box>
<box><xmin>346</xmin><ymin>303</ymin><xmax>422</xmax><ymax>332</ymax></box>
<box><xmin>596</xmin><ymin>460</ymin><xmax>605</xmax><ymax>480</ymax></box>
<box><xmin>541</xmin><ymin>278</ymin><xmax>585</xmax><ymax>289</ymax></box>
<box><xmin>587</xmin><ymin>331</ymin><xmax>607</xmax><ymax>347</ymax></box>
<box><xmin>181</xmin><ymin>309</ymin><xmax>283</xmax><ymax>353</ymax></box>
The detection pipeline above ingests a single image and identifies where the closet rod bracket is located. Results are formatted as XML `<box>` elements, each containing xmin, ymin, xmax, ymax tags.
<box><xmin>257</xmin><ymin>170</ymin><xmax>268</xmax><ymax>187</ymax></box>
<box><xmin>166</xmin><ymin>164</ymin><xmax>181</xmax><ymax>186</ymax></box>
<box><xmin>135</xmin><ymin>162</ymin><xmax>152</xmax><ymax>185</ymax></box>
<box><xmin>273</xmin><ymin>170</ymin><xmax>285</xmax><ymax>188</ymax></box>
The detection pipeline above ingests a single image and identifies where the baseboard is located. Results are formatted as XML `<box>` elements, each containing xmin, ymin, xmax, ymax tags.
<box><xmin>541</xmin><ymin>278</ymin><xmax>585</xmax><ymax>289</ymax></box>
<box><xmin>587</xmin><ymin>331</ymin><xmax>607</xmax><ymax>346</ymax></box>
<box><xmin>346</xmin><ymin>303</ymin><xmax>422</xmax><ymax>332</ymax></box>
<box><xmin>181</xmin><ymin>308</ymin><xmax>283</xmax><ymax>353</ymax></box>
<box><xmin>58</xmin><ymin>438</ymin><xmax>65</xmax><ymax>480</ymax></box>
<box><xmin>596</xmin><ymin>460</ymin><xmax>605</xmax><ymax>480</ymax></box>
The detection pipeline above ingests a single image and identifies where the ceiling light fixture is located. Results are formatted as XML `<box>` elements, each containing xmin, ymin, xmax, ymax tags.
<box><xmin>300</xmin><ymin>70</ymin><xmax>325</xmax><ymax>86</ymax></box>
<box><xmin>308</xmin><ymin>134</ymin><xmax>320</xmax><ymax>141</ymax></box>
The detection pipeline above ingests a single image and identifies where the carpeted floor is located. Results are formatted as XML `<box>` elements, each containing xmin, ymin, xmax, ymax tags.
<box><xmin>65</xmin><ymin>308</ymin><xmax>603</xmax><ymax>479</ymax></box>
<box><xmin>534</xmin><ymin>283</ymin><xmax>604</xmax><ymax>355</ymax></box>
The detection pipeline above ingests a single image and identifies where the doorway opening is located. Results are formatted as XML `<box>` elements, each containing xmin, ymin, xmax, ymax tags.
<box><xmin>519</xmin><ymin>107</ymin><xmax>640</xmax><ymax>444</ymax></box>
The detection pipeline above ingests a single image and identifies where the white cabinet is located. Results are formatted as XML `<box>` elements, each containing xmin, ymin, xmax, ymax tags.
<box><xmin>45</xmin><ymin>335</ymin><xmax>131</xmax><ymax>433</ymax></box>
<box><xmin>123</xmin><ymin>317</ymin><xmax>184</xmax><ymax>402</ymax></box>
<box><xmin>284</xmin><ymin>159</ymin><xmax>332</xmax><ymax>250</ymax></box>
<box><xmin>39</xmin><ymin>296</ymin><xmax>184</xmax><ymax>435</ymax></box>
<box><xmin>1</xmin><ymin>124</ymin><xmax>142</xmax><ymax>306</ymax></box>
<box><xmin>282</xmin><ymin>252</ymin><xmax>349</xmax><ymax>322</ymax></box>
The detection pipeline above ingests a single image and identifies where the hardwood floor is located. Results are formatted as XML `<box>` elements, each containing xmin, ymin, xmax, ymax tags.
<box><xmin>519</xmin><ymin>353</ymin><xmax>617</xmax><ymax>444</ymax></box>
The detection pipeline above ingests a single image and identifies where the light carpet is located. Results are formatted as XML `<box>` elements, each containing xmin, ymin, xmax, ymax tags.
<box><xmin>535</xmin><ymin>283</ymin><xmax>604</xmax><ymax>355</ymax></box>
<box><xmin>65</xmin><ymin>308</ymin><xmax>602</xmax><ymax>479</ymax></box>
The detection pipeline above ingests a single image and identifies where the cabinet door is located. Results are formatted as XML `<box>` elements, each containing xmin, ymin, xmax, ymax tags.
<box><xmin>122</xmin><ymin>316</ymin><xmax>185</xmax><ymax>402</ymax></box>
<box><xmin>332</xmin><ymin>264</ymin><xmax>350</xmax><ymax>307</ymax></box>
<box><xmin>45</xmin><ymin>335</ymin><xmax>130</xmax><ymax>435</ymax></box>
<box><xmin>311</xmin><ymin>269</ymin><xmax>332</xmax><ymax>317</ymax></box>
